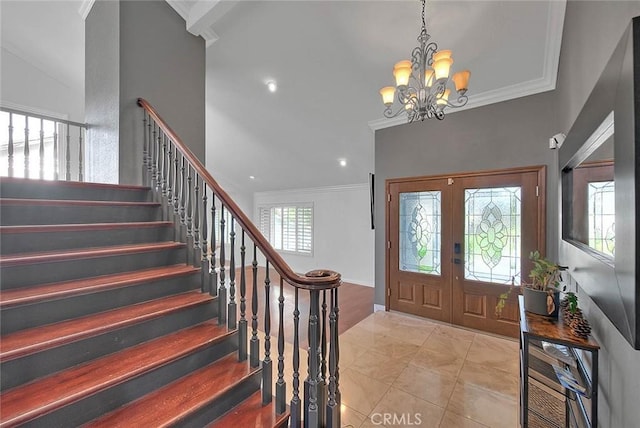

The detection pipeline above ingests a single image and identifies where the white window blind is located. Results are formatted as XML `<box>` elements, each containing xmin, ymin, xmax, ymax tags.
<box><xmin>258</xmin><ymin>204</ymin><xmax>313</xmax><ymax>255</ymax></box>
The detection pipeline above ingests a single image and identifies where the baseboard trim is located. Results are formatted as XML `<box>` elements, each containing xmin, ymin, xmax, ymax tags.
<box><xmin>373</xmin><ymin>304</ymin><xmax>385</xmax><ymax>312</ymax></box>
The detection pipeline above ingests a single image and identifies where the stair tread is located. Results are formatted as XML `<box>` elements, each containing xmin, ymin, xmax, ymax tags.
<box><xmin>0</xmin><ymin>198</ymin><xmax>159</xmax><ymax>206</ymax></box>
<box><xmin>208</xmin><ymin>390</ymin><xmax>290</xmax><ymax>428</ymax></box>
<box><xmin>85</xmin><ymin>353</ymin><xmax>257</xmax><ymax>428</ymax></box>
<box><xmin>0</xmin><ymin>291</ymin><xmax>212</xmax><ymax>362</ymax></box>
<box><xmin>0</xmin><ymin>241</ymin><xmax>185</xmax><ymax>267</ymax></box>
<box><xmin>0</xmin><ymin>221</ymin><xmax>173</xmax><ymax>234</ymax></box>
<box><xmin>0</xmin><ymin>265</ymin><xmax>199</xmax><ymax>308</ymax></box>
<box><xmin>0</xmin><ymin>177</ymin><xmax>150</xmax><ymax>191</ymax></box>
<box><xmin>0</xmin><ymin>321</ymin><xmax>231</xmax><ymax>427</ymax></box>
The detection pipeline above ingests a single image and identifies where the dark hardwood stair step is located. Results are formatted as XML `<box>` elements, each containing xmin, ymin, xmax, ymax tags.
<box><xmin>0</xmin><ymin>291</ymin><xmax>212</xmax><ymax>362</ymax></box>
<box><xmin>85</xmin><ymin>353</ymin><xmax>258</xmax><ymax>428</ymax></box>
<box><xmin>0</xmin><ymin>264</ymin><xmax>199</xmax><ymax>308</ymax></box>
<box><xmin>0</xmin><ymin>221</ymin><xmax>173</xmax><ymax>234</ymax></box>
<box><xmin>0</xmin><ymin>322</ymin><xmax>231</xmax><ymax>428</ymax></box>
<box><xmin>0</xmin><ymin>242</ymin><xmax>185</xmax><ymax>267</ymax></box>
<box><xmin>208</xmin><ymin>390</ymin><xmax>290</xmax><ymax>428</ymax></box>
<box><xmin>0</xmin><ymin>198</ymin><xmax>158</xmax><ymax>207</ymax></box>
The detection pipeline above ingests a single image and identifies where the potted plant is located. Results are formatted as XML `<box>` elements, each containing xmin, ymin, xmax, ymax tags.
<box><xmin>496</xmin><ymin>250</ymin><xmax>567</xmax><ymax>318</ymax></box>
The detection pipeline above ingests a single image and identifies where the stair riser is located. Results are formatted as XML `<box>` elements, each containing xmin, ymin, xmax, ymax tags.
<box><xmin>182</xmin><ymin>372</ymin><xmax>262</xmax><ymax>428</ymax></box>
<box><xmin>0</xmin><ymin>179</ymin><xmax>151</xmax><ymax>202</ymax></box>
<box><xmin>0</xmin><ymin>247</ymin><xmax>187</xmax><ymax>289</ymax></box>
<box><xmin>0</xmin><ymin>226</ymin><xmax>174</xmax><ymax>255</ymax></box>
<box><xmin>1</xmin><ymin>299</ymin><xmax>219</xmax><ymax>391</ymax></box>
<box><xmin>1</xmin><ymin>272</ymin><xmax>201</xmax><ymax>334</ymax></box>
<box><xmin>0</xmin><ymin>204</ymin><xmax>162</xmax><ymax>226</ymax></box>
<box><xmin>19</xmin><ymin>336</ymin><xmax>238</xmax><ymax>428</ymax></box>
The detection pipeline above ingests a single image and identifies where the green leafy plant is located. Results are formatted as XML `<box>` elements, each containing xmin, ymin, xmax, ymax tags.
<box><xmin>495</xmin><ymin>250</ymin><xmax>567</xmax><ymax>316</ymax></box>
<box><xmin>565</xmin><ymin>291</ymin><xmax>578</xmax><ymax>314</ymax></box>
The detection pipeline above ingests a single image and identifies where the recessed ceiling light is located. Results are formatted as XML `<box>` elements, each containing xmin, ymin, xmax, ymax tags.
<box><xmin>339</xmin><ymin>159</ymin><xmax>347</xmax><ymax>167</ymax></box>
<box><xmin>266</xmin><ymin>81</ymin><xmax>277</xmax><ymax>93</ymax></box>
<box><xmin>249</xmin><ymin>175</ymin><xmax>255</xmax><ymax>180</ymax></box>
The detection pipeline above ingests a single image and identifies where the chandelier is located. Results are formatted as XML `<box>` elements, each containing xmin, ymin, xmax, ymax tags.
<box><xmin>379</xmin><ymin>0</ymin><xmax>470</xmax><ymax>122</ymax></box>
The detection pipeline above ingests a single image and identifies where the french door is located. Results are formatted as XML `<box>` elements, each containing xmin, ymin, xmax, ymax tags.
<box><xmin>386</xmin><ymin>167</ymin><xmax>545</xmax><ymax>337</ymax></box>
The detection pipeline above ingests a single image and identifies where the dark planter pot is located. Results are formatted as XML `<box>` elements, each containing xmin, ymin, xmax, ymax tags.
<box><xmin>523</xmin><ymin>287</ymin><xmax>560</xmax><ymax>318</ymax></box>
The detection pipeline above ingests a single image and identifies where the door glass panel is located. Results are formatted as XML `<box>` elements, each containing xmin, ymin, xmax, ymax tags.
<box><xmin>464</xmin><ymin>187</ymin><xmax>521</xmax><ymax>284</ymax></box>
<box><xmin>399</xmin><ymin>191</ymin><xmax>441</xmax><ymax>275</ymax></box>
<box><xmin>588</xmin><ymin>181</ymin><xmax>615</xmax><ymax>256</ymax></box>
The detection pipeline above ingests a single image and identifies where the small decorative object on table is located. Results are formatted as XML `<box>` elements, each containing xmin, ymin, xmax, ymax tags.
<box><xmin>560</xmin><ymin>291</ymin><xmax>592</xmax><ymax>339</ymax></box>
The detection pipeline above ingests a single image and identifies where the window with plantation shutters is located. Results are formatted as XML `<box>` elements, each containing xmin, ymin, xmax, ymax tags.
<box><xmin>258</xmin><ymin>204</ymin><xmax>313</xmax><ymax>255</ymax></box>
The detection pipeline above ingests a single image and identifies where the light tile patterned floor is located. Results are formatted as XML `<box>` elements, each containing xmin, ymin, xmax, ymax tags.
<box><xmin>338</xmin><ymin>311</ymin><xmax>520</xmax><ymax>428</ymax></box>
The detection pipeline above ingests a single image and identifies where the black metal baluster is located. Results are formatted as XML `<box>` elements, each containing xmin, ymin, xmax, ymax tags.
<box><xmin>24</xmin><ymin>117</ymin><xmax>30</xmax><ymax>178</ymax></box>
<box><xmin>160</xmin><ymin>133</ymin><xmax>167</xmax><ymax>210</ymax></box>
<box><xmin>173</xmin><ymin>151</ymin><xmax>180</xmax><ymax>239</ymax></box>
<box><xmin>228</xmin><ymin>217</ymin><xmax>237</xmax><ymax>329</ymax></box>
<box><xmin>319</xmin><ymin>290</ymin><xmax>328</xmax><ymax>427</ymax></box>
<box><xmin>201</xmin><ymin>183</ymin><xmax>209</xmax><ymax>294</ymax></box>
<box><xmin>65</xmin><ymin>123</ymin><xmax>71</xmax><ymax>180</ymax></box>
<box><xmin>262</xmin><ymin>261</ymin><xmax>272</xmax><ymax>405</ymax></box>
<box><xmin>334</xmin><ymin>289</ymin><xmax>341</xmax><ymax>409</ymax></box>
<box><xmin>166</xmin><ymin>140</ymin><xmax>173</xmax><ymax>221</ymax></box>
<box><xmin>179</xmin><ymin>157</ymin><xmax>186</xmax><ymax>241</ymax></box>
<box><xmin>53</xmin><ymin>122</ymin><xmax>58</xmax><ymax>180</ymax></box>
<box><xmin>290</xmin><ymin>288</ymin><xmax>302</xmax><ymax>428</ymax></box>
<box><xmin>238</xmin><ymin>231</ymin><xmax>247</xmax><ymax>361</ymax></box>
<box><xmin>306</xmin><ymin>290</ymin><xmax>321</xmax><ymax>426</ymax></box>
<box><xmin>210</xmin><ymin>197</ymin><xmax>218</xmax><ymax>296</ymax></box>
<box><xmin>250</xmin><ymin>244</ymin><xmax>259</xmax><ymax>368</ymax></box>
<box><xmin>142</xmin><ymin>112</ymin><xmax>148</xmax><ymax>186</ymax></box>
<box><xmin>276</xmin><ymin>277</ymin><xmax>286</xmax><ymax>414</ymax></box>
<box><xmin>151</xmin><ymin>123</ymin><xmax>157</xmax><ymax>189</ymax></box>
<box><xmin>147</xmin><ymin>117</ymin><xmax>154</xmax><ymax>185</ymax></box>
<box><xmin>39</xmin><ymin>118</ymin><xmax>44</xmax><ymax>179</ymax></box>
<box><xmin>193</xmin><ymin>175</ymin><xmax>201</xmax><ymax>266</ymax></box>
<box><xmin>218</xmin><ymin>205</ymin><xmax>227</xmax><ymax>324</ymax></box>
<box><xmin>326</xmin><ymin>288</ymin><xmax>340</xmax><ymax>428</ymax></box>
<box><xmin>186</xmin><ymin>165</ymin><xmax>193</xmax><ymax>264</ymax></box>
<box><xmin>78</xmin><ymin>127</ymin><xmax>84</xmax><ymax>181</ymax></box>
<box><xmin>8</xmin><ymin>113</ymin><xmax>14</xmax><ymax>177</ymax></box>
<box><xmin>156</xmin><ymin>124</ymin><xmax>162</xmax><ymax>193</ymax></box>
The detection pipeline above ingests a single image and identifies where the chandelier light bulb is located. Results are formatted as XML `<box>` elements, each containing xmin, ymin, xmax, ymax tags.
<box><xmin>380</xmin><ymin>86</ymin><xmax>396</xmax><ymax>105</ymax></box>
<box><xmin>452</xmin><ymin>70</ymin><xmax>471</xmax><ymax>93</ymax></box>
<box><xmin>266</xmin><ymin>80</ymin><xmax>277</xmax><ymax>93</ymax></box>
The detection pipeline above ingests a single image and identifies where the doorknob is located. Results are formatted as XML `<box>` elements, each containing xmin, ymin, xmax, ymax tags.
<box><xmin>453</xmin><ymin>258</ymin><xmax>461</xmax><ymax>264</ymax></box>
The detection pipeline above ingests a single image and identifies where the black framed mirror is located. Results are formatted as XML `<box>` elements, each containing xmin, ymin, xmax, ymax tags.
<box><xmin>560</xmin><ymin>16</ymin><xmax>639</xmax><ymax>349</ymax></box>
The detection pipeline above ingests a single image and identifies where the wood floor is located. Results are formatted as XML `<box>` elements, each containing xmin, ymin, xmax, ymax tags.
<box><xmin>228</xmin><ymin>267</ymin><xmax>374</xmax><ymax>345</ymax></box>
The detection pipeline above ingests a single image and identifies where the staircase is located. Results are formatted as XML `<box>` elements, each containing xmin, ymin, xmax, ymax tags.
<box><xmin>0</xmin><ymin>177</ymin><xmax>289</xmax><ymax>427</ymax></box>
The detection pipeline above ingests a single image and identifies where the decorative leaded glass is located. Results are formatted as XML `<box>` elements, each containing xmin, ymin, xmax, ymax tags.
<box><xmin>399</xmin><ymin>191</ymin><xmax>441</xmax><ymax>275</ymax></box>
<box><xmin>588</xmin><ymin>181</ymin><xmax>615</xmax><ymax>256</ymax></box>
<box><xmin>464</xmin><ymin>187</ymin><xmax>522</xmax><ymax>284</ymax></box>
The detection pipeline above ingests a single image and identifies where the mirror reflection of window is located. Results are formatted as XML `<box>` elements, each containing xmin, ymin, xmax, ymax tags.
<box><xmin>566</xmin><ymin>112</ymin><xmax>615</xmax><ymax>259</ymax></box>
<box><xmin>588</xmin><ymin>180</ymin><xmax>615</xmax><ymax>256</ymax></box>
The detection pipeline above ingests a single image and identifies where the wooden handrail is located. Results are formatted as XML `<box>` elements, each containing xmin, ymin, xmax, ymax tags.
<box><xmin>137</xmin><ymin>98</ymin><xmax>341</xmax><ymax>290</ymax></box>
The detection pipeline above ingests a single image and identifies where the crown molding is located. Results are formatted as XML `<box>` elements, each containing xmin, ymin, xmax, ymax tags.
<box><xmin>368</xmin><ymin>0</ymin><xmax>567</xmax><ymax>132</ymax></box>
<box><xmin>78</xmin><ymin>0</ymin><xmax>95</xmax><ymax>20</ymax></box>
<box><xmin>166</xmin><ymin>0</ymin><xmax>190</xmax><ymax>21</ymax></box>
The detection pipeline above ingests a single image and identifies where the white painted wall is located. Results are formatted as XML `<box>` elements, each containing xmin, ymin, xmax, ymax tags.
<box><xmin>254</xmin><ymin>184</ymin><xmax>374</xmax><ymax>287</ymax></box>
<box><xmin>0</xmin><ymin>47</ymin><xmax>84</xmax><ymax>122</ymax></box>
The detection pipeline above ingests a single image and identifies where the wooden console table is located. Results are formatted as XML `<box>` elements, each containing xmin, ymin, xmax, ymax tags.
<box><xmin>519</xmin><ymin>296</ymin><xmax>599</xmax><ymax>427</ymax></box>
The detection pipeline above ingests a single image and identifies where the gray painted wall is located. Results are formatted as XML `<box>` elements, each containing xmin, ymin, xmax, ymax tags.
<box><xmin>85</xmin><ymin>0</ymin><xmax>205</xmax><ymax>185</ymax></box>
<box><xmin>554</xmin><ymin>2</ymin><xmax>640</xmax><ymax>428</ymax></box>
<box><xmin>85</xmin><ymin>0</ymin><xmax>119</xmax><ymax>184</ymax></box>
<box><xmin>374</xmin><ymin>91</ymin><xmax>559</xmax><ymax>306</ymax></box>
<box><xmin>119</xmin><ymin>0</ymin><xmax>205</xmax><ymax>185</ymax></box>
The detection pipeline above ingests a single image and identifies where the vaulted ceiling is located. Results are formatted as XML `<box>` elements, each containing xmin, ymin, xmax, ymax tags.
<box><xmin>1</xmin><ymin>0</ymin><xmax>566</xmax><ymax>194</ymax></box>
